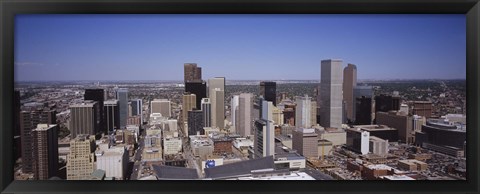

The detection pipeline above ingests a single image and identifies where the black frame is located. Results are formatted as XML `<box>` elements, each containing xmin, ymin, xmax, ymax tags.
<box><xmin>1</xmin><ymin>0</ymin><xmax>479</xmax><ymax>194</ymax></box>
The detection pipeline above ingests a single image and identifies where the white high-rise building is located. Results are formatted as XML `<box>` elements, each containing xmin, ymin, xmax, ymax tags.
<box><xmin>231</xmin><ymin>95</ymin><xmax>239</xmax><ymax>129</ymax></box>
<box><xmin>254</xmin><ymin>100</ymin><xmax>275</xmax><ymax>158</ymax></box>
<box><xmin>236</xmin><ymin>93</ymin><xmax>253</xmax><ymax>137</ymax></box>
<box><xmin>295</xmin><ymin>95</ymin><xmax>312</xmax><ymax>129</ymax></box>
<box><xmin>320</xmin><ymin>59</ymin><xmax>343</xmax><ymax>129</ymax></box>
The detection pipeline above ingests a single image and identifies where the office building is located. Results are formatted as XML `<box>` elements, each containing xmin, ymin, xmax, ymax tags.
<box><xmin>32</xmin><ymin>124</ymin><xmax>58</xmax><ymax>180</ymax></box>
<box><xmin>210</xmin><ymin>88</ymin><xmax>225</xmax><ymax>130</ymax></box>
<box><xmin>292</xmin><ymin>128</ymin><xmax>319</xmax><ymax>158</ymax></box>
<box><xmin>20</xmin><ymin>109</ymin><xmax>56</xmax><ymax>173</ymax></box>
<box><xmin>84</xmin><ymin>88</ymin><xmax>105</xmax><ymax>134</ymax></box>
<box><xmin>416</xmin><ymin>119</ymin><xmax>466</xmax><ymax>150</ymax></box>
<box><xmin>231</xmin><ymin>95</ymin><xmax>239</xmax><ymax>129</ymax></box>
<box><xmin>346</xmin><ymin>128</ymin><xmax>370</xmax><ymax>155</ymax></box>
<box><xmin>260</xmin><ymin>81</ymin><xmax>277</xmax><ymax>106</ymax></box>
<box><xmin>376</xmin><ymin>111</ymin><xmax>413</xmax><ymax>143</ymax></box>
<box><xmin>96</xmin><ymin>146</ymin><xmax>129</xmax><ymax>180</ymax></box>
<box><xmin>190</xmin><ymin>135</ymin><xmax>214</xmax><ymax>160</ymax></box>
<box><xmin>70</xmin><ymin>101</ymin><xmax>100</xmax><ymax>138</ymax></box>
<box><xmin>369</xmin><ymin>136</ymin><xmax>389</xmax><ymax>157</ymax></box>
<box><xmin>163</xmin><ymin>136</ymin><xmax>183</xmax><ymax>155</ymax></box>
<box><xmin>353</xmin><ymin>86</ymin><xmax>373</xmax><ymax>124</ymax></box>
<box><xmin>151</xmin><ymin>99</ymin><xmax>171</xmax><ymax>117</ymax></box>
<box><xmin>115</xmin><ymin>88</ymin><xmax>128</xmax><ymax>128</ymax></box>
<box><xmin>184</xmin><ymin>63</ymin><xmax>202</xmax><ymax>83</ymax></box>
<box><xmin>188</xmin><ymin>110</ymin><xmax>205</xmax><ymax>135</ymax></box>
<box><xmin>374</xmin><ymin>94</ymin><xmax>401</xmax><ymax>113</ymax></box>
<box><xmin>130</xmin><ymin>99</ymin><xmax>143</xmax><ymax>123</ymax></box>
<box><xmin>67</xmin><ymin>135</ymin><xmax>96</xmax><ymax>180</ymax></box>
<box><xmin>310</xmin><ymin>101</ymin><xmax>317</xmax><ymax>127</ymax></box>
<box><xmin>351</xmin><ymin>125</ymin><xmax>399</xmax><ymax>142</ymax></box>
<box><xmin>254</xmin><ymin>100</ymin><xmax>275</xmax><ymax>158</ymax></box>
<box><xmin>343</xmin><ymin>64</ymin><xmax>357</xmax><ymax>123</ymax></box>
<box><xmin>319</xmin><ymin>59</ymin><xmax>343</xmax><ymax>129</ymax></box>
<box><xmin>295</xmin><ymin>95</ymin><xmax>312</xmax><ymax>128</ymax></box>
<box><xmin>185</xmin><ymin>81</ymin><xmax>207</xmax><ymax>110</ymax></box>
<box><xmin>411</xmin><ymin>101</ymin><xmax>433</xmax><ymax>118</ymax></box>
<box><xmin>236</xmin><ymin>93</ymin><xmax>253</xmax><ymax>137</ymax></box>
<box><xmin>104</xmin><ymin>100</ymin><xmax>120</xmax><ymax>132</ymax></box>
<box><xmin>272</xmin><ymin>106</ymin><xmax>284</xmax><ymax>125</ymax></box>
<box><xmin>182</xmin><ymin>93</ymin><xmax>197</xmax><ymax>123</ymax></box>
<box><xmin>201</xmin><ymin>98</ymin><xmax>212</xmax><ymax>128</ymax></box>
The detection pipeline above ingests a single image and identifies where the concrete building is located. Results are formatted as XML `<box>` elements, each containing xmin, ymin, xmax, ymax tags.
<box><xmin>163</xmin><ymin>136</ymin><xmax>183</xmax><ymax>155</ymax></box>
<box><xmin>20</xmin><ymin>109</ymin><xmax>56</xmax><ymax>173</ymax></box>
<box><xmin>96</xmin><ymin>146</ymin><xmax>129</xmax><ymax>180</ymax></box>
<box><xmin>182</xmin><ymin>93</ymin><xmax>197</xmax><ymax>123</ymax></box>
<box><xmin>70</xmin><ymin>101</ymin><xmax>100</xmax><ymax>138</ymax></box>
<box><xmin>319</xmin><ymin>59</ymin><xmax>343</xmax><ymax>129</ymax></box>
<box><xmin>369</xmin><ymin>136</ymin><xmax>389</xmax><ymax>157</ymax></box>
<box><xmin>32</xmin><ymin>124</ymin><xmax>58</xmax><ymax>180</ymax></box>
<box><xmin>104</xmin><ymin>100</ymin><xmax>120</xmax><ymax>132</ymax></box>
<box><xmin>190</xmin><ymin>135</ymin><xmax>214</xmax><ymax>160</ymax></box>
<box><xmin>184</xmin><ymin>63</ymin><xmax>202</xmax><ymax>83</ymax></box>
<box><xmin>376</xmin><ymin>111</ymin><xmax>412</xmax><ymax>143</ymax></box>
<box><xmin>210</xmin><ymin>88</ymin><xmax>225</xmax><ymax>130</ymax></box>
<box><xmin>411</xmin><ymin>101</ymin><xmax>433</xmax><ymax>118</ymax></box>
<box><xmin>150</xmin><ymin>99</ymin><xmax>171</xmax><ymax>118</ymax></box>
<box><xmin>397</xmin><ymin>159</ymin><xmax>428</xmax><ymax>172</ymax></box>
<box><xmin>292</xmin><ymin>128</ymin><xmax>318</xmax><ymax>158</ymax></box>
<box><xmin>315</xmin><ymin>127</ymin><xmax>347</xmax><ymax>146</ymax></box>
<box><xmin>201</xmin><ymin>98</ymin><xmax>212</xmax><ymax>128</ymax></box>
<box><xmin>188</xmin><ymin>109</ymin><xmax>204</xmax><ymax>135</ymax></box>
<box><xmin>115</xmin><ymin>88</ymin><xmax>128</xmax><ymax>128</ymax></box>
<box><xmin>343</xmin><ymin>64</ymin><xmax>357</xmax><ymax>123</ymax></box>
<box><xmin>67</xmin><ymin>135</ymin><xmax>96</xmax><ymax>180</ymax></box>
<box><xmin>346</xmin><ymin>128</ymin><xmax>370</xmax><ymax>155</ymax></box>
<box><xmin>295</xmin><ymin>95</ymin><xmax>312</xmax><ymax>128</ymax></box>
<box><xmin>272</xmin><ymin>106</ymin><xmax>284</xmax><ymax>126</ymax></box>
<box><xmin>236</xmin><ymin>93</ymin><xmax>253</xmax><ymax>137</ymax></box>
<box><xmin>260</xmin><ymin>81</ymin><xmax>277</xmax><ymax>106</ymax></box>
<box><xmin>310</xmin><ymin>101</ymin><xmax>317</xmax><ymax>127</ymax></box>
<box><xmin>416</xmin><ymin>119</ymin><xmax>466</xmax><ymax>150</ymax></box>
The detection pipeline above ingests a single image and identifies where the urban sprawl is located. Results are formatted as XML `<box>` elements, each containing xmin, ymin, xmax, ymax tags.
<box><xmin>13</xmin><ymin>60</ymin><xmax>467</xmax><ymax>180</ymax></box>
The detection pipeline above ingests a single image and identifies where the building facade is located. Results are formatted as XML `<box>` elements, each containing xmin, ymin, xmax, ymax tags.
<box><xmin>343</xmin><ymin>64</ymin><xmax>357</xmax><ymax>123</ymax></box>
<box><xmin>115</xmin><ymin>88</ymin><xmax>128</xmax><ymax>128</ymax></box>
<box><xmin>320</xmin><ymin>59</ymin><xmax>343</xmax><ymax>129</ymax></box>
<box><xmin>32</xmin><ymin>124</ymin><xmax>59</xmax><ymax>180</ymax></box>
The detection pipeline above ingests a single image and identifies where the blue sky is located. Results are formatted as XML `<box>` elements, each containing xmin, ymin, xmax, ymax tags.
<box><xmin>15</xmin><ymin>14</ymin><xmax>466</xmax><ymax>81</ymax></box>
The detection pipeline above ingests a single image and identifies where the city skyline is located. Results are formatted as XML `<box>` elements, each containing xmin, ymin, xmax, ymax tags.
<box><xmin>15</xmin><ymin>14</ymin><xmax>466</xmax><ymax>81</ymax></box>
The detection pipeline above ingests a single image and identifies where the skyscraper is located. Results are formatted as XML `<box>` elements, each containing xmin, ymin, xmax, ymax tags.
<box><xmin>231</xmin><ymin>95</ymin><xmax>239</xmax><ymax>130</ymax></box>
<box><xmin>208</xmin><ymin>77</ymin><xmax>225</xmax><ymax>97</ymax></box>
<box><xmin>130</xmin><ymin>99</ymin><xmax>143</xmax><ymax>123</ymax></box>
<box><xmin>320</xmin><ymin>59</ymin><xmax>343</xmax><ymax>129</ymax></box>
<box><xmin>310</xmin><ymin>101</ymin><xmax>317</xmax><ymax>127</ymax></box>
<box><xmin>211</xmin><ymin>88</ymin><xmax>225</xmax><ymax>130</ymax></box>
<box><xmin>184</xmin><ymin>63</ymin><xmax>202</xmax><ymax>83</ymax></box>
<box><xmin>236</xmin><ymin>93</ymin><xmax>253</xmax><ymax>137</ymax></box>
<box><xmin>254</xmin><ymin>100</ymin><xmax>275</xmax><ymax>158</ymax></box>
<box><xmin>104</xmin><ymin>100</ymin><xmax>120</xmax><ymax>132</ymax></box>
<box><xmin>84</xmin><ymin>88</ymin><xmax>105</xmax><ymax>134</ymax></box>
<box><xmin>150</xmin><ymin>99</ymin><xmax>171</xmax><ymax>117</ymax></box>
<box><xmin>188</xmin><ymin>110</ymin><xmax>204</xmax><ymax>136</ymax></box>
<box><xmin>201</xmin><ymin>98</ymin><xmax>212</xmax><ymax>128</ymax></box>
<box><xmin>70</xmin><ymin>101</ymin><xmax>100</xmax><ymax>138</ymax></box>
<box><xmin>260</xmin><ymin>81</ymin><xmax>277</xmax><ymax>106</ymax></box>
<box><xmin>116</xmin><ymin>88</ymin><xmax>128</xmax><ymax>129</ymax></box>
<box><xmin>295</xmin><ymin>95</ymin><xmax>312</xmax><ymax>129</ymax></box>
<box><xmin>343</xmin><ymin>64</ymin><xmax>357</xmax><ymax>123</ymax></box>
<box><xmin>20</xmin><ymin>109</ymin><xmax>57</xmax><ymax>173</ymax></box>
<box><xmin>374</xmin><ymin>94</ymin><xmax>401</xmax><ymax>113</ymax></box>
<box><xmin>32</xmin><ymin>124</ymin><xmax>58</xmax><ymax>180</ymax></box>
<box><xmin>182</xmin><ymin>93</ymin><xmax>197</xmax><ymax>123</ymax></box>
<box><xmin>353</xmin><ymin>86</ymin><xmax>373</xmax><ymax>125</ymax></box>
<box><xmin>185</xmin><ymin>81</ymin><xmax>207</xmax><ymax>110</ymax></box>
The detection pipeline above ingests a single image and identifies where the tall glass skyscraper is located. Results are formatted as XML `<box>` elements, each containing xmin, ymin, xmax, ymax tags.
<box><xmin>116</xmin><ymin>88</ymin><xmax>128</xmax><ymax>129</ymax></box>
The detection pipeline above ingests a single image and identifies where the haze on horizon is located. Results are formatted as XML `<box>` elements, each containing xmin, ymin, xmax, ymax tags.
<box><xmin>14</xmin><ymin>14</ymin><xmax>466</xmax><ymax>81</ymax></box>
